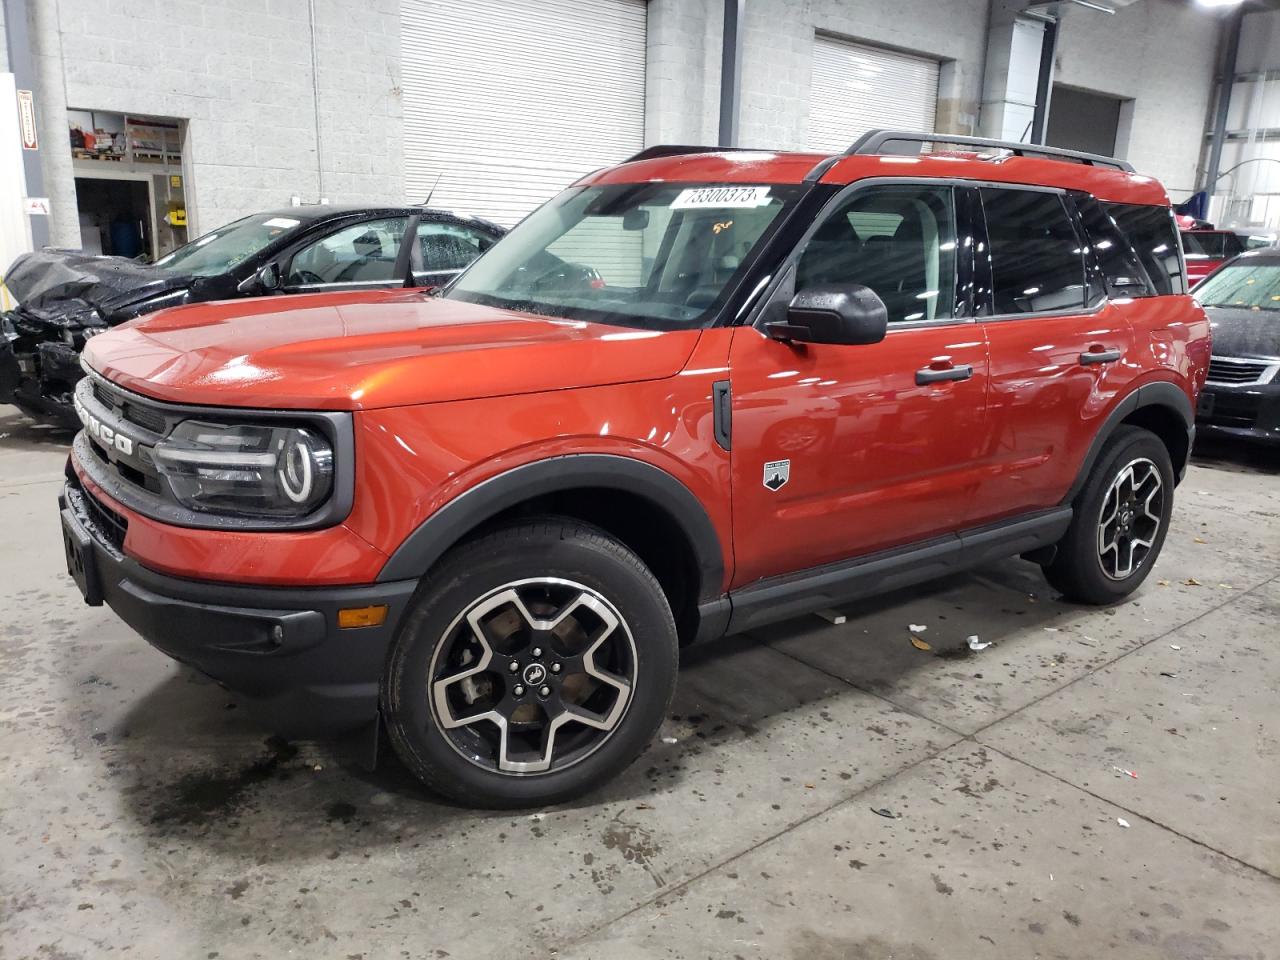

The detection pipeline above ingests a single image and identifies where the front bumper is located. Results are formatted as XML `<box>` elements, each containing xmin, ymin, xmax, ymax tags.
<box><xmin>0</xmin><ymin>333</ymin><xmax>19</xmax><ymax>402</ymax></box>
<box><xmin>1196</xmin><ymin>381</ymin><xmax>1280</xmax><ymax>446</ymax></box>
<box><xmin>1</xmin><ymin>338</ymin><xmax>82</xmax><ymax>428</ymax></box>
<box><xmin>59</xmin><ymin>476</ymin><xmax>418</xmax><ymax>737</ymax></box>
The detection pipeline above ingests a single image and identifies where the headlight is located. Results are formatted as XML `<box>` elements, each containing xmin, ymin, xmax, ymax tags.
<box><xmin>153</xmin><ymin>420</ymin><xmax>334</xmax><ymax>518</ymax></box>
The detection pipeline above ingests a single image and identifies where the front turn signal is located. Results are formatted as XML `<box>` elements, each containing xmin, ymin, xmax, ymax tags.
<box><xmin>338</xmin><ymin>605</ymin><xmax>388</xmax><ymax>629</ymax></box>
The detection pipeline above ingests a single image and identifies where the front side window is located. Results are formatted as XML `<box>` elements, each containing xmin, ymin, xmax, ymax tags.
<box><xmin>1109</xmin><ymin>203</ymin><xmax>1186</xmax><ymax>295</ymax></box>
<box><xmin>154</xmin><ymin>214</ymin><xmax>304</xmax><ymax>277</ymax></box>
<box><xmin>795</xmin><ymin>185</ymin><xmax>958</xmax><ymax>323</ymax></box>
<box><xmin>1194</xmin><ymin>261</ymin><xmax>1280</xmax><ymax>310</ymax></box>
<box><xmin>447</xmin><ymin>183</ymin><xmax>800</xmax><ymax>330</ymax></box>
<box><xmin>980</xmin><ymin>189</ymin><xmax>1086</xmax><ymax>314</ymax></box>
<box><xmin>417</xmin><ymin>221</ymin><xmax>496</xmax><ymax>274</ymax></box>
<box><xmin>286</xmin><ymin>217</ymin><xmax>409</xmax><ymax>286</ymax></box>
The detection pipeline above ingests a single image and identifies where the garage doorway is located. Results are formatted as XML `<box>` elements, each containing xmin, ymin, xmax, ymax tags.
<box><xmin>400</xmin><ymin>0</ymin><xmax>647</xmax><ymax>226</ymax></box>
<box><xmin>1046</xmin><ymin>85</ymin><xmax>1126</xmax><ymax>158</ymax></box>
<box><xmin>808</xmin><ymin>36</ymin><xmax>940</xmax><ymax>152</ymax></box>
<box><xmin>73</xmin><ymin>177</ymin><xmax>150</xmax><ymax>258</ymax></box>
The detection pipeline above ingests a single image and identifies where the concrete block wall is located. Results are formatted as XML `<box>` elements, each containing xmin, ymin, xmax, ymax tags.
<box><xmin>53</xmin><ymin>0</ymin><xmax>404</xmax><ymax>234</ymax></box>
<box><xmin>1054</xmin><ymin>0</ymin><xmax>1218</xmax><ymax>197</ymax></box>
<box><xmin>1</xmin><ymin>1</ymin><xmax>9</xmax><ymax>73</ymax></box>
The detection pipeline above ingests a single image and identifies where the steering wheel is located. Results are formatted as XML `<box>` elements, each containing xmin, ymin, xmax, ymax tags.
<box><xmin>291</xmin><ymin>269</ymin><xmax>326</xmax><ymax>284</ymax></box>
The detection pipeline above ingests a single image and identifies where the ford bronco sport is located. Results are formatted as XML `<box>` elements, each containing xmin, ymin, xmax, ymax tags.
<box><xmin>60</xmin><ymin>130</ymin><xmax>1209</xmax><ymax>808</ymax></box>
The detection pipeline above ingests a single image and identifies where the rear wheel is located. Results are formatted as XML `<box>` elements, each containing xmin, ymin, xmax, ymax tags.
<box><xmin>1043</xmin><ymin>426</ymin><xmax>1174</xmax><ymax>604</ymax></box>
<box><xmin>382</xmin><ymin>518</ymin><xmax>677</xmax><ymax>808</ymax></box>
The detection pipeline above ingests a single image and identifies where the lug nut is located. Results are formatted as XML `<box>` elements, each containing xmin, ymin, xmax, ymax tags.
<box><xmin>508</xmin><ymin>661</ymin><xmax>519</xmax><ymax>673</ymax></box>
<box><xmin>551</xmin><ymin>663</ymin><xmax>562</xmax><ymax>674</ymax></box>
<box><xmin>513</xmin><ymin>685</ymin><xmax>525</xmax><ymax>696</ymax></box>
<box><xmin>539</xmin><ymin>685</ymin><xmax>551</xmax><ymax>697</ymax></box>
<box><xmin>531</xmin><ymin>646</ymin><xmax>543</xmax><ymax>657</ymax></box>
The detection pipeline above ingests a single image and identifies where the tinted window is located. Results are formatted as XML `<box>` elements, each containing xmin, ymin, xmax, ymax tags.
<box><xmin>287</xmin><ymin>217</ymin><xmax>408</xmax><ymax>285</ymax></box>
<box><xmin>796</xmin><ymin>185</ymin><xmax>958</xmax><ymax>323</ymax></box>
<box><xmin>980</xmin><ymin>189</ymin><xmax>1086</xmax><ymax>314</ymax></box>
<box><xmin>1180</xmin><ymin>231</ymin><xmax>1244</xmax><ymax>259</ymax></box>
<box><xmin>1074</xmin><ymin>194</ymin><xmax>1153</xmax><ymax>301</ymax></box>
<box><xmin>1108</xmin><ymin>203</ymin><xmax>1185</xmax><ymax>295</ymax></box>
<box><xmin>416</xmin><ymin>221</ymin><xmax>495</xmax><ymax>274</ymax></box>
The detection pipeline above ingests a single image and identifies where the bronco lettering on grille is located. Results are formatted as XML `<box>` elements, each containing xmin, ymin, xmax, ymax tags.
<box><xmin>73</xmin><ymin>392</ymin><xmax>135</xmax><ymax>456</ymax></box>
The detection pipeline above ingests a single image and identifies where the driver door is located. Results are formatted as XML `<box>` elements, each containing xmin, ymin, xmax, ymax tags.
<box><xmin>729</xmin><ymin>183</ymin><xmax>992</xmax><ymax>588</ymax></box>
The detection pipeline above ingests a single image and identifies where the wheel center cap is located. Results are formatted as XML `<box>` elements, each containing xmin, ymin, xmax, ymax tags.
<box><xmin>523</xmin><ymin>663</ymin><xmax>547</xmax><ymax>686</ymax></box>
<box><xmin>1120</xmin><ymin>508</ymin><xmax>1134</xmax><ymax>527</ymax></box>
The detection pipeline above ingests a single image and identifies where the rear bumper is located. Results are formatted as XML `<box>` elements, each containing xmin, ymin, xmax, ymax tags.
<box><xmin>1196</xmin><ymin>381</ymin><xmax>1280</xmax><ymax>446</ymax></box>
<box><xmin>59</xmin><ymin>479</ymin><xmax>418</xmax><ymax>737</ymax></box>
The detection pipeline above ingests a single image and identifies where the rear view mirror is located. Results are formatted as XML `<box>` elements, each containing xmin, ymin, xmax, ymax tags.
<box><xmin>622</xmin><ymin>208</ymin><xmax>650</xmax><ymax>231</ymax></box>
<box><xmin>257</xmin><ymin>262</ymin><xmax>282</xmax><ymax>292</ymax></box>
<box><xmin>766</xmin><ymin>284</ymin><xmax>888</xmax><ymax>346</ymax></box>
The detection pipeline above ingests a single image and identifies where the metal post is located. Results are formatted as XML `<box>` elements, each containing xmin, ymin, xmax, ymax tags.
<box><xmin>3</xmin><ymin>0</ymin><xmax>48</xmax><ymax>248</ymax></box>
<box><xmin>1204</xmin><ymin>7</ymin><xmax>1243</xmax><ymax>194</ymax></box>
<box><xmin>1029</xmin><ymin>17</ymin><xmax>1058</xmax><ymax>145</ymax></box>
<box><xmin>718</xmin><ymin>0</ymin><xmax>744</xmax><ymax>147</ymax></box>
<box><xmin>28</xmin><ymin>0</ymin><xmax>80</xmax><ymax>248</ymax></box>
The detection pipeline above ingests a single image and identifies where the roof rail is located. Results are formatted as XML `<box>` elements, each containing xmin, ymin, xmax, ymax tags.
<box><xmin>845</xmin><ymin>129</ymin><xmax>1135</xmax><ymax>173</ymax></box>
<box><xmin>623</xmin><ymin>144</ymin><xmax>764</xmax><ymax>163</ymax></box>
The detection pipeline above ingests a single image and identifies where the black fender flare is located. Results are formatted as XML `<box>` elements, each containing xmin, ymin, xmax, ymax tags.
<box><xmin>1061</xmin><ymin>381</ymin><xmax>1194</xmax><ymax>505</ymax></box>
<box><xmin>376</xmin><ymin>454</ymin><xmax>725</xmax><ymax>601</ymax></box>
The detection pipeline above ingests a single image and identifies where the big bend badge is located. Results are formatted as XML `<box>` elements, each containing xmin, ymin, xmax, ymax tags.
<box><xmin>763</xmin><ymin>459</ymin><xmax>790</xmax><ymax>492</ymax></box>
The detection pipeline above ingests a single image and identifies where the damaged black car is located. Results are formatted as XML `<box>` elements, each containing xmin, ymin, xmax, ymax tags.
<box><xmin>0</xmin><ymin>204</ymin><xmax>504</xmax><ymax>427</ymax></box>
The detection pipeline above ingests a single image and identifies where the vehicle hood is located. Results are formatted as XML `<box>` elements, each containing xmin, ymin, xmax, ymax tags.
<box><xmin>82</xmin><ymin>289</ymin><xmax>703</xmax><ymax>410</ymax></box>
<box><xmin>3</xmin><ymin>250</ymin><xmax>195</xmax><ymax>327</ymax></box>
<box><xmin>1204</xmin><ymin>305</ymin><xmax>1280</xmax><ymax>362</ymax></box>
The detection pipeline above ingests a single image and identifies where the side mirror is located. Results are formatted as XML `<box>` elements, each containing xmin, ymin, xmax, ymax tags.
<box><xmin>766</xmin><ymin>284</ymin><xmax>888</xmax><ymax>346</ymax></box>
<box><xmin>257</xmin><ymin>262</ymin><xmax>282</xmax><ymax>292</ymax></box>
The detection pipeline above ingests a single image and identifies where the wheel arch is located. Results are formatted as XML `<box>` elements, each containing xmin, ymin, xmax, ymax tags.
<box><xmin>1062</xmin><ymin>381</ymin><xmax>1194</xmax><ymax>505</ymax></box>
<box><xmin>376</xmin><ymin>455</ymin><xmax>727</xmax><ymax>645</ymax></box>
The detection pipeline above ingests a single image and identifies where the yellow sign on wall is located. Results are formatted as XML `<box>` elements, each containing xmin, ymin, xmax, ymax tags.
<box><xmin>169</xmin><ymin>174</ymin><xmax>182</xmax><ymax>188</ymax></box>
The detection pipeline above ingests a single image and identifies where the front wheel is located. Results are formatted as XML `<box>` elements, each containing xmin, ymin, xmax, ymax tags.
<box><xmin>382</xmin><ymin>518</ymin><xmax>678</xmax><ymax>808</ymax></box>
<box><xmin>1043</xmin><ymin>425</ymin><xmax>1175</xmax><ymax>604</ymax></box>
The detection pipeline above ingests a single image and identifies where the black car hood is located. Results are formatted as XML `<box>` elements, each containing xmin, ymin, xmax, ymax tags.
<box><xmin>1204</xmin><ymin>305</ymin><xmax>1280</xmax><ymax>361</ymax></box>
<box><xmin>3</xmin><ymin>250</ymin><xmax>196</xmax><ymax>327</ymax></box>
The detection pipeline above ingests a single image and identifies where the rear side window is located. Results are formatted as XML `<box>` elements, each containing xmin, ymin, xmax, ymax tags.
<box><xmin>980</xmin><ymin>189</ymin><xmax>1086</xmax><ymax>314</ymax></box>
<box><xmin>1105</xmin><ymin>203</ymin><xmax>1186</xmax><ymax>296</ymax></box>
<box><xmin>1073</xmin><ymin>195</ymin><xmax>1153</xmax><ymax>302</ymax></box>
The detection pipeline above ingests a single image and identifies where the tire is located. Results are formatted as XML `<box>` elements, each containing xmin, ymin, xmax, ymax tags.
<box><xmin>382</xmin><ymin>518</ymin><xmax>678</xmax><ymax>808</ymax></box>
<box><xmin>1043</xmin><ymin>425</ymin><xmax>1175</xmax><ymax>605</ymax></box>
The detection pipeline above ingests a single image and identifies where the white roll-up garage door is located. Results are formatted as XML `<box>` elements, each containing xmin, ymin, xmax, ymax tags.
<box><xmin>401</xmin><ymin>0</ymin><xmax>647</xmax><ymax>226</ymax></box>
<box><xmin>807</xmin><ymin>36</ymin><xmax>939</xmax><ymax>153</ymax></box>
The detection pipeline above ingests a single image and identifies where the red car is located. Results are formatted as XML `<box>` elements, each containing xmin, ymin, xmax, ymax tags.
<box><xmin>1181</xmin><ymin>226</ymin><xmax>1245</xmax><ymax>285</ymax></box>
<box><xmin>61</xmin><ymin>131</ymin><xmax>1209</xmax><ymax>807</ymax></box>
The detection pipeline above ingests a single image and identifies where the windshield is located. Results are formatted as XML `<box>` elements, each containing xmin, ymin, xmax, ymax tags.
<box><xmin>447</xmin><ymin>182</ymin><xmax>801</xmax><ymax>329</ymax></box>
<box><xmin>1180</xmin><ymin>231</ymin><xmax>1244</xmax><ymax>260</ymax></box>
<box><xmin>154</xmin><ymin>214</ymin><xmax>305</xmax><ymax>276</ymax></box>
<box><xmin>1195</xmin><ymin>262</ymin><xmax>1280</xmax><ymax>311</ymax></box>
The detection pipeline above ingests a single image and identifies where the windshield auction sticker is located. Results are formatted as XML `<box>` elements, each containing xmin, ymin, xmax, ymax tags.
<box><xmin>671</xmin><ymin>186</ymin><xmax>772</xmax><ymax>209</ymax></box>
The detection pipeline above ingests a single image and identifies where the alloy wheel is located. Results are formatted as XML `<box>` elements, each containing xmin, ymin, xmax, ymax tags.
<box><xmin>428</xmin><ymin>578</ymin><xmax>637</xmax><ymax>775</ymax></box>
<box><xmin>1096</xmin><ymin>457</ymin><xmax>1164</xmax><ymax>581</ymax></box>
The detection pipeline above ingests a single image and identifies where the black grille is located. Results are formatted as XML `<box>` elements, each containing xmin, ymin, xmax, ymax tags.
<box><xmin>69</xmin><ymin>475</ymin><xmax>129</xmax><ymax>553</ymax></box>
<box><xmin>1207</xmin><ymin>358</ymin><xmax>1270</xmax><ymax>384</ymax></box>
<box><xmin>92</xmin><ymin>379</ymin><xmax>167</xmax><ymax>434</ymax></box>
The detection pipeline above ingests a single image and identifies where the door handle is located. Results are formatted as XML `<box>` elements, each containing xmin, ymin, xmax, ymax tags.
<box><xmin>916</xmin><ymin>363</ymin><xmax>974</xmax><ymax>385</ymax></box>
<box><xmin>1079</xmin><ymin>348</ymin><xmax>1123</xmax><ymax>365</ymax></box>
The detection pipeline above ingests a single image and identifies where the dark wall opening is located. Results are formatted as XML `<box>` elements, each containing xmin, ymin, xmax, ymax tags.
<box><xmin>1046</xmin><ymin>85</ymin><xmax>1123</xmax><ymax>158</ymax></box>
<box><xmin>73</xmin><ymin>178</ymin><xmax>151</xmax><ymax>259</ymax></box>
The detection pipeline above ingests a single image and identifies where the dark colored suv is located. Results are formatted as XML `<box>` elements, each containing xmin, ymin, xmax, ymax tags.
<box><xmin>59</xmin><ymin>130</ymin><xmax>1209</xmax><ymax>808</ymax></box>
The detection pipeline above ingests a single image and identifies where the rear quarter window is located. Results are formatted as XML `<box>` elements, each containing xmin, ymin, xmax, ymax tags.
<box><xmin>1105</xmin><ymin>203</ymin><xmax>1186</xmax><ymax>296</ymax></box>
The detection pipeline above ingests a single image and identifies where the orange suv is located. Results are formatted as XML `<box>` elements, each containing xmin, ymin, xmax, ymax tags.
<box><xmin>61</xmin><ymin>131</ymin><xmax>1209</xmax><ymax>807</ymax></box>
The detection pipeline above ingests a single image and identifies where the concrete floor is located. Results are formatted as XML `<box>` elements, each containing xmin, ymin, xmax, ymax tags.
<box><xmin>1</xmin><ymin>404</ymin><xmax>1277</xmax><ymax>960</ymax></box>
